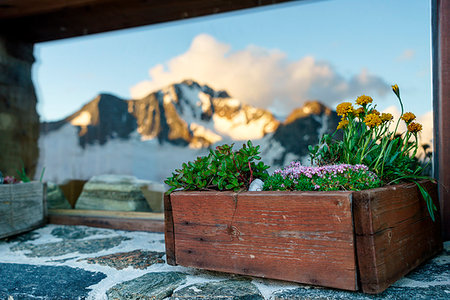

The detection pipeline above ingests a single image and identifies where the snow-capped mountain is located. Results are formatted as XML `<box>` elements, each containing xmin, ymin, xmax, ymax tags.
<box><xmin>38</xmin><ymin>80</ymin><xmax>339</xmax><ymax>184</ymax></box>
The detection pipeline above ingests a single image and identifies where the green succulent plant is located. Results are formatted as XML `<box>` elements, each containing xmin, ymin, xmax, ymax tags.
<box><xmin>165</xmin><ymin>140</ymin><xmax>270</xmax><ymax>194</ymax></box>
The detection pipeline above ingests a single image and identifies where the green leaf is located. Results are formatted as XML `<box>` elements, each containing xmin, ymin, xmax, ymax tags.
<box><xmin>414</xmin><ymin>181</ymin><xmax>437</xmax><ymax>222</ymax></box>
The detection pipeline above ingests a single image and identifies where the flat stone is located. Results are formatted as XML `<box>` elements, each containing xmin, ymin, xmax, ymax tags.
<box><xmin>106</xmin><ymin>272</ymin><xmax>186</xmax><ymax>300</ymax></box>
<box><xmin>46</xmin><ymin>181</ymin><xmax>72</xmax><ymax>209</ymax></box>
<box><xmin>51</xmin><ymin>225</ymin><xmax>112</xmax><ymax>239</ymax></box>
<box><xmin>75</xmin><ymin>174</ymin><xmax>162</xmax><ymax>212</ymax></box>
<box><xmin>10</xmin><ymin>236</ymin><xmax>129</xmax><ymax>257</ymax></box>
<box><xmin>80</xmin><ymin>249</ymin><xmax>164</xmax><ymax>270</ymax></box>
<box><xmin>0</xmin><ymin>263</ymin><xmax>106</xmax><ymax>299</ymax></box>
<box><xmin>172</xmin><ymin>279</ymin><xmax>264</xmax><ymax>299</ymax></box>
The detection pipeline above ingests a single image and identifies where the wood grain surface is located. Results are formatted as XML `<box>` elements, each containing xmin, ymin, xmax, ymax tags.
<box><xmin>48</xmin><ymin>209</ymin><xmax>164</xmax><ymax>233</ymax></box>
<box><xmin>353</xmin><ymin>181</ymin><xmax>443</xmax><ymax>294</ymax></box>
<box><xmin>0</xmin><ymin>182</ymin><xmax>46</xmax><ymax>239</ymax></box>
<box><xmin>169</xmin><ymin>191</ymin><xmax>358</xmax><ymax>291</ymax></box>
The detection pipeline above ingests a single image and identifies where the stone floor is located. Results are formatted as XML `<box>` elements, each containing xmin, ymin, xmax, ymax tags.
<box><xmin>0</xmin><ymin>225</ymin><xmax>449</xmax><ymax>300</ymax></box>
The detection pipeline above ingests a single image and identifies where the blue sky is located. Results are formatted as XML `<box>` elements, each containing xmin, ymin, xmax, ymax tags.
<box><xmin>33</xmin><ymin>0</ymin><xmax>432</xmax><ymax>122</ymax></box>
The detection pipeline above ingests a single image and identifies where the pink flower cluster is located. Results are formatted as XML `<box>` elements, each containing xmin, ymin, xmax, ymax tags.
<box><xmin>3</xmin><ymin>176</ymin><xmax>20</xmax><ymax>184</ymax></box>
<box><xmin>273</xmin><ymin>162</ymin><xmax>373</xmax><ymax>180</ymax></box>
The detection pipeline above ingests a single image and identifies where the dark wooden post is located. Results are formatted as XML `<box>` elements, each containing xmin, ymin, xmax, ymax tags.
<box><xmin>432</xmin><ymin>0</ymin><xmax>450</xmax><ymax>240</ymax></box>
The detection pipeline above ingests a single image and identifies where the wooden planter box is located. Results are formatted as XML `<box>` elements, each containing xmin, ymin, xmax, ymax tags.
<box><xmin>0</xmin><ymin>182</ymin><xmax>47</xmax><ymax>239</ymax></box>
<box><xmin>164</xmin><ymin>181</ymin><xmax>443</xmax><ymax>294</ymax></box>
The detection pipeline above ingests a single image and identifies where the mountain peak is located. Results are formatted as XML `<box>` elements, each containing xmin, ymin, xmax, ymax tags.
<box><xmin>284</xmin><ymin>100</ymin><xmax>332</xmax><ymax>124</ymax></box>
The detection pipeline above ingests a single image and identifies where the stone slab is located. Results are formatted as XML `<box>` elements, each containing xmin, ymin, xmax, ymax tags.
<box><xmin>0</xmin><ymin>263</ymin><xmax>106</xmax><ymax>299</ymax></box>
<box><xmin>10</xmin><ymin>236</ymin><xmax>129</xmax><ymax>257</ymax></box>
<box><xmin>106</xmin><ymin>271</ymin><xmax>186</xmax><ymax>300</ymax></box>
<box><xmin>80</xmin><ymin>249</ymin><xmax>164</xmax><ymax>270</ymax></box>
<box><xmin>50</xmin><ymin>225</ymin><xmax>112</xmax><ymax>239</ymax></box>
<box><xmin>172</xmin><ymin>279</ymin><xmax>264</xmax><ymax>299</ymax></box>
<box><xmin>75</xmin><ymin>174</ymin><xmax>156</xmax><ymax>212</ymax></box>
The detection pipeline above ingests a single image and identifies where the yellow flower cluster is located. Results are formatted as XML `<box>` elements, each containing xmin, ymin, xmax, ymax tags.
<box><xmin>371</xmin><ymin>109</ymin><xmax>380</xmax><ymax>116</ymax></box>
<box><xmin>407</xmin><ymin>122</ymin><xmax>422</xmax><ymax>133</ymax></box>
<box><xmin>381</xmin><ymin>113</ymin><xmax>394</xmax><ymax>122</ymax></box>
<box><xmin>364</xmin><ymin>113</ymin><xmax>382</xmax><ymax>128</ymax></box>
<box><xmin>401</xmin><ymin>112</ymin><xmax>416</xmax><ymax>123</ymax></box>
<box><xmin>355</xmin><ymin>107</ymin><xmax>365</xmax><ymax>116</ymax></box>
<box><xmin>337</xmin><ymin>119</ymin><xmax>349</xmax><ymax>130</ymax></box>
<box><xmin>356</xmin><ymin>95</ymin><xmax>373</xmax><ymax>106</ymax></box>
<box><xmin>336</xmin><ymin>102</ymin><xmax>354</xmax><ymax>116</ymax></box>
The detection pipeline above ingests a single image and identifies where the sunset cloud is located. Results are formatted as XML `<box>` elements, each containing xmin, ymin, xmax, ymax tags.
<box><xmin>131</xmin><ymin>34</ymin><xmax>390</xmax><ymax>114</ymax></box>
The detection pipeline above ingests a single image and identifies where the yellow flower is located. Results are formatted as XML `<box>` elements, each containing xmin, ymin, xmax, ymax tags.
<box><xmin>336</xmin><ymin>102</ymin><xmax>354</xmax><ymax>116</ymax></box>
<box><xmin>356</xmin><ymin>95</ymin><xmax>373</xmax><ymax>106</ymax></box>
<box><xmin>337</xmin><ymin>119</ymin><xmax>349</xmax><ymax>130</ymax></box>
<box><xmin>371</xmin><ymin>109</ymin><xmax>380</xmax><ymax>116</ymax></box>
<box><xmin>364</xmin><ymin>113</ymin><xmax>382</xmax><ymax>128</ymax></box>
<box><xmin>392</xmin><ymin>84</ymin><xmax>400</xmax><ymax>98</ymax></box>
<box><xmin>352</xmin><ymin>107</ymin><xmax>365</xmax><ymax>118</ymax></box>
<box><xmin>407</xmin><ymin>122</ymin><xmax>422</xmax><ymax>133</ymax></box>
<box><xmin>381</xmin><ymin>113</ymin><xmax>394</xmax><ymax>122</ymax></box>
<box><xmin>401</xmin><ymin>112</ymin><xmax>416</xmax><ymax>123</ymax></box>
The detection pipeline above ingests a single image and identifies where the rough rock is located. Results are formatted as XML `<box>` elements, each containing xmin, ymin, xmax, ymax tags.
<box><xmin>46</xmin><ymin>182</ymin><xmax>72</xmax><ymax>209</ymax></box>
<box><xmin>0</xmin><ymin>263</ymin><xmax>106</xmax><ymax>299</ymax></box>
<box><xmin>106</xmin><ymin>272</ymin><xmax>186</xmax><ymax>300</ymax></box>
<box><xmin>171</xmin><ymin>279</ymin><xmax>264</xmax><ymax>299</ymax></box>
<box><xmin>10</xmin><ymin>236</ymin><xmax>129</xmax><ymax>257</ymax></box>
<box><xmin>75</xmin><ymin>174</ymin><xmax>162</xmax><ymax>211</ymax></box>
<box><xmin>80</xmin><ymin>249</ymin><xmax>164</xmax><ymax>270</ymax></box>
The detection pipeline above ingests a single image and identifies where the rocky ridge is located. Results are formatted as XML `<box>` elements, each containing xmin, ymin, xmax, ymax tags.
<box><xmin>38</xmin><ymin>80</ymin><xmax>339</xmax><ymax>183</ymax></box>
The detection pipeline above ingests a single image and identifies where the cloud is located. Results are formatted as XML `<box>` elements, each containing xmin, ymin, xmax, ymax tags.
<box><xmin>131</xmin><ymin>34</ymin><xmax>390</xmax><ymax>114</ymax></box>
<box><xmin>397</xmin><ymin>49</ymin><xmax>415</xmax><ymax>61</ymax></box>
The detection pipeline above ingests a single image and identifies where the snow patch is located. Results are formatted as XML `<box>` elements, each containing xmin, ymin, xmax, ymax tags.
<box><xmin>70</xmin><ymin>111</ymin><xmax>92</xmax><ymax>126</ymax></box>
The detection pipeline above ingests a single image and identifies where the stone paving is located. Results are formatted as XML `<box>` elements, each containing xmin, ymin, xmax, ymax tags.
<box><xmin>0</xmin><ymin>225</ymin><xmax>449</xmax><ymax>299</ymax></box>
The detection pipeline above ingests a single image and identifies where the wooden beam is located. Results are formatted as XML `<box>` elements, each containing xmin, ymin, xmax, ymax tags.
<box><xmin>0</xmin><ymin>0</ymin><xmax>113</xmax><ymax>19</ymax></box>
<box><xmin>433</xmin><ymin>0</ymin><xmax>450</xmax><ymax>240</ymax></box>
<box><xmin>0</xmin><ymin>0</ymin><xmax>295</xmax><ymax>43</ymax></box>
<box><xmin>48</xmin><ymin>209</ymin><xmax>165</xmax><ymax>232</ymax></box>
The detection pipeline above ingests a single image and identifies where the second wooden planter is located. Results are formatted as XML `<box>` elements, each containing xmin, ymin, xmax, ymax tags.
<box><xmin>164</xmin><ymin>181</ymin><xmax>442</xmax><ymax>294</ymax></box>
<box><xmin>0</xmin><ymin>182</ymin><xmax>46</xmax><ymax>239</ymax></box>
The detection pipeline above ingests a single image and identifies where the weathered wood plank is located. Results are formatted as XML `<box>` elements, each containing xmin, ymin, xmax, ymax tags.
<box><xmin>170</xmin><ymin>191</ymin><xmax>357</xmax><ymax>291</ymax></box>
<box><xmin>353</xmin><ymin>181</ymin><xmax>443</xmax><ymax>294</ymax></box>
<box><xmin>164</xmin><ymin>194</ymin><xmax>176</xmax><ymax>265</ymax></box>
<box><xmin>48</xmin><ymin>209</ymin><xmax>164</xmax><ymax>220</ymax></box>
<box><xmin>48</xmin><ymin>214</ymin><xmax>164</xmax><ymax>232</ymax></box>
<box><xmin>0</xmin><ymin>182</ymin><xmax>46</xmax><ymax>239</ymax></box>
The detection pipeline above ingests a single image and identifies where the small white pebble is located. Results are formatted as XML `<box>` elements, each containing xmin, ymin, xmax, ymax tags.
<box><xmin>249</xmin><ymin>179</ymin><xmax>264</xmax><ymax>191</ymax></box>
